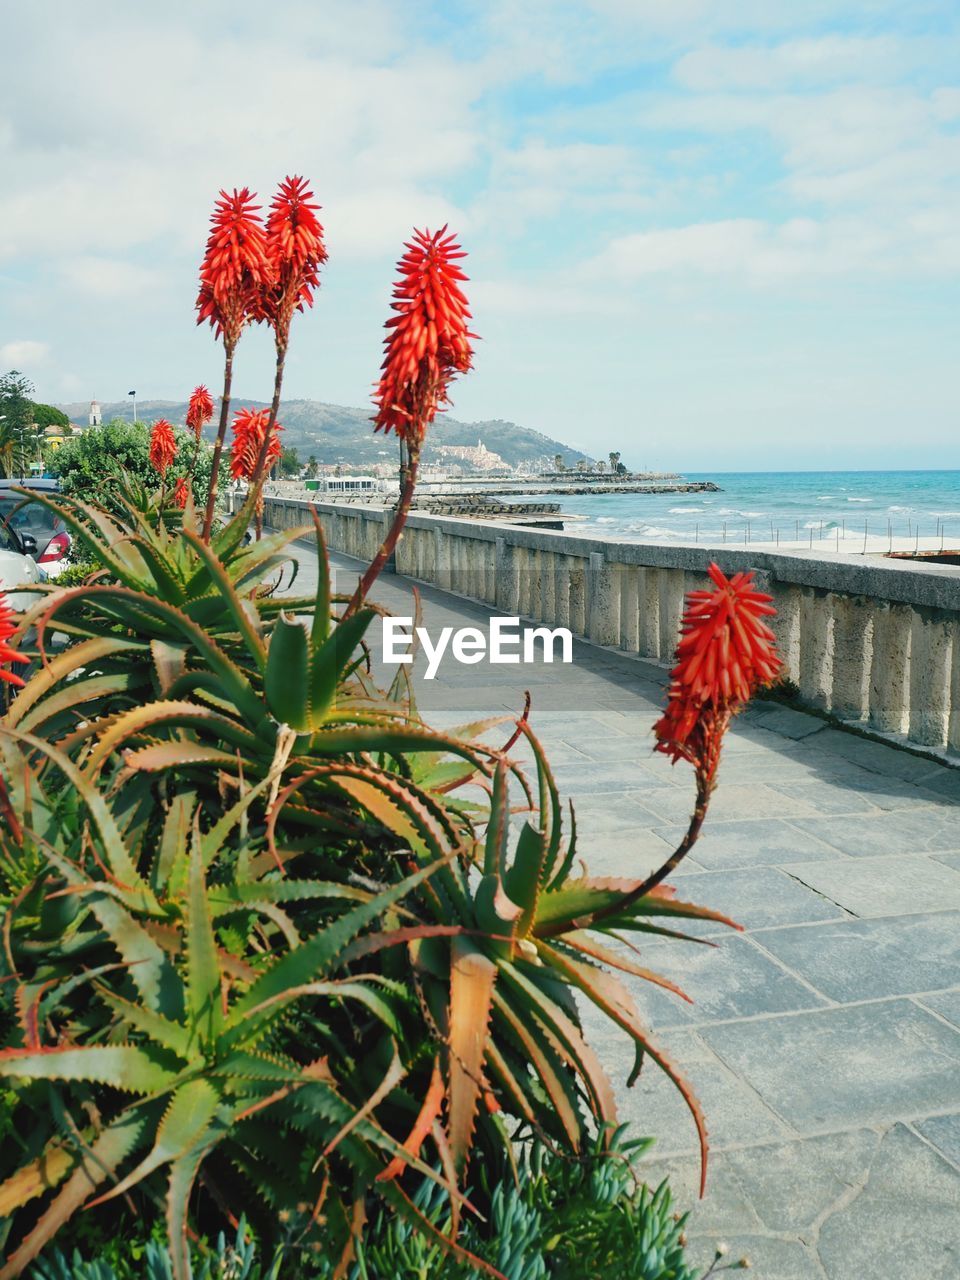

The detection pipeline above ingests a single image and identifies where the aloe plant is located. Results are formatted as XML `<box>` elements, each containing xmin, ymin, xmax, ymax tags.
<box><xmin>0</xmin><ymin>482</ymin><xmax>738</xmax><ymax>1280</ymax></box>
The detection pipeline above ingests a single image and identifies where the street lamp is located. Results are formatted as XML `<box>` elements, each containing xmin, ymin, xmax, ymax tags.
<box><xmin>128</xmin><ymin>390</ymin><xmax>137</xmax><ymax>424</ymax></box>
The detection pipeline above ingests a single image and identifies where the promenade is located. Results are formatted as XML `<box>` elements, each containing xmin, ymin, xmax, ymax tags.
<box><xmin>291</xmin><ymin>541</ymin><xmax>960</xmax><ymax>1278</ymax></box>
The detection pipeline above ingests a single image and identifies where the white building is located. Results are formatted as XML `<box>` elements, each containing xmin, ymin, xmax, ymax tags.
<box><xmin>435</xmin><ymin>438</ymin><xmax>505</xmax><ymax>472</ymax></box>
<box><xmin>89</xmin><ymin>399</ymin><xmax>102</xmax><ymax>427</ymax></box>
<box><xmin>323</xmin><ymin>475</ymin><xmax>378</xmax><ymax>494</ymax></box>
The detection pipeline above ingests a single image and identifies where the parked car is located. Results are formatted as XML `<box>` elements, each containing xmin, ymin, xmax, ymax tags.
<box><xmin>0</xmin><ymin>479</ymin><xmax>72</xmax><ymax>579</ymax></box>
<box><xmin>0</xmin><ymin>500</ymin><xmax>43</xmax><ymax>612</ymax></box>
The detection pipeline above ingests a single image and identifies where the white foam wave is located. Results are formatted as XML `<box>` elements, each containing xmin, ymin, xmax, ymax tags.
<box><xmin>625</xmin><ymin>524</ymin><xmax>677</xmax><ymax>538</ymax></box>
<box><xmin>669</xmin><ymin>506</ymin><xmax>703</xmax><ymax>514</ymax></box>
<box><xmin>847</xmin><ymin>497</ymin><xmax>871</xmax><ymax>503</ymax></box>
<box><xmin>595</xmin><ymin>517</ymin><xmax>616</xmax><ymax>524</ymax></box>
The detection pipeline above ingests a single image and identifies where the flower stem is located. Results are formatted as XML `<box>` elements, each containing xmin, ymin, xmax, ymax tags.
<box><xmin>200</xmin><ymin>344</ymin><xmax>235</xmax><ymax>542</ymax></box>
<box><xmin>578</xmin><ymin>774</ymin><xmax>712</xmax><ymax>931</ymax></box>
<box><xmin>249</xmin><ymin>337</ymin><xmax>288</xmax><ymax>541</ymax></box>
<box><xmin>344</xmin><ymin>444</ymin><xmax>420</xmax><ymax>617</ymax></box>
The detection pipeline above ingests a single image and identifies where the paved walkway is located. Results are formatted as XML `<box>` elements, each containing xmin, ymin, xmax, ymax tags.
<box><xmin>291</xmin><ymin>543</ymin><xmax>960</xmax><ymax>1278</ymax></box>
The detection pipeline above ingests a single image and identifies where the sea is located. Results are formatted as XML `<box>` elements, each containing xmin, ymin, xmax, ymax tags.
<box><xmin>536</xmin><ymin>470</ymin><xmax>960</xmax><ymax>548</ymax></box>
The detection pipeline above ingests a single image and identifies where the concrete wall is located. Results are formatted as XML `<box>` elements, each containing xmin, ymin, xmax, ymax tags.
<box><xmin>263</xmin><ymin>497</ymin><xmax>960</xmax><ymax>761</ymax></box>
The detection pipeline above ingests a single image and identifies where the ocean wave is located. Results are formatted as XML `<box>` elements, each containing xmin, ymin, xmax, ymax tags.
<box><xmin>817</xmin><ymin>495</ymin><xmax>833</xmax><ymax>501</ymax></box>
<box><xmin>668</xmin><ymin>506</ymin><xmax>703</xmax><ymax>514</ymax></box>
<box><xmin>847</xmin><ymin>497</ymin><xmax>872</xmax><ymax>503</ymax></box>
<box><xmin>625</xmin><ymin>523</ymin><xmax>677</xmax><ymax>538</ymax></box>
<box><xmin>887</xmin><ymin>506</ymin><xmax>912</xmax><ymax>513</ymax></box>
<box><xmin>595</xmin><ymin>517</ymin><xmax>616</xmax><ymax>524</ymax></box>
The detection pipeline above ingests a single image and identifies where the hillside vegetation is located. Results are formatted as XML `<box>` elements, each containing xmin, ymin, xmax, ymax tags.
<box><xmin>59</xmin><ymin>398</ymin><xmax>595</xmax><ymax>469</ymax></box>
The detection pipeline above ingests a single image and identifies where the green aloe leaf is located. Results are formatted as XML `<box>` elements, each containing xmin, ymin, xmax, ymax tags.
<box><xmin>0</xmin><ymin>1045</ymin><xmax>174</xmax><ymax>1093</ymax></box>
<box><xmin>0</xmin><ymin>1111</ymin><xmax>148</xmax><ymax>1280</ymax></box>
<box><xmin>90</xmin><ymin>1078</ymin><xmax>222</xmax><ymax>1208</ymax></box>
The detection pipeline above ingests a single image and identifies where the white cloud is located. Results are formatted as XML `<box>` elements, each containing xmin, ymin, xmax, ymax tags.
<box><xmin>0</xmin><ymin>340</ymin><xmax>50</xmax><ymax>368</ymax></box>
<box><xmin>61</xmin><ymin>257</ymin><xmax>167</xmax><ymax>299</ymax></box>
<box><xmin>588</xmin><ymin>210</ymin><xmax>960</xmax><ymax>283</ymax></box>
<box><xmin>673</xmin><ymin>35</ymin><xmax>915</xmax><ymax>90</ymax></box>
<box><xmin>0</xmin><ymin>9</ymin><xmax>483</xmax><ymax>270</ymax></box>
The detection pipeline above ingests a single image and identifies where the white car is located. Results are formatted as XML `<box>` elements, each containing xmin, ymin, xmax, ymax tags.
<box><xmin>0</xmin><ymin>516</ymin><xmax>43</xmax><ymax>612</ymax></box>
<box><xmin>0</xmin><ymin>480</ymin><xmax>71</xmax><ymax>581</ymax></box>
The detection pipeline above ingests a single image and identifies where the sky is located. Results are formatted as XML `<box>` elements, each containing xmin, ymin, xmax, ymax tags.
<box><xmin>1</xmin><ymin>0</ymin><xmax>958</xmax><ymax>471</ymax></box>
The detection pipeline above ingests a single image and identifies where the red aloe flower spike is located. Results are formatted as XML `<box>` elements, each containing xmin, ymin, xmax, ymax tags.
<box><xmin>229</xmin><ymin>408</ymin><xmax>282</xmax><ymax>483</ymax></box>
<box><xmin>197</xmin><ymin>187</ymin><xmax>273</xmax><ymax>541</ymax></box>
<box><xmin>185</xmin><ymin>385</ymin><xmax>215</xmax><ymax>442</ymax></box>
<box><xmin>345</xmin><ymin>228</ymin><xmax>477</xmax><ymax>617</ymax></box>
<box><xmin>243</xmin><ymin>178</ymin><xmax>327</xmax><ymax>528</ymax></box>
<box><xmin>172</xmin><ymin>477</ymin><xmax>190</xmax><ymax>509</ymax></box>
<box><xmin>584</xmin><ymin>564</ymin><xmax>781</xmax><ymax>936</ymax></box>
<box><xmin>654</xmin><ymin>563</ymin><xmax>781</xmax><ymax>786</ymax></box>
<box><xmin>195</xmin><ymin>189</ymin><xmax>273</xmax><ymax>352</ymax></box>
<box><xmin>261</xmin><ymin>175</ymin><xmax>327</xmax><ymax>347</ymax></box>
<box><xmin>0</xmin><ymin>591</ymin><xmax>27</xmax><ymax>688</ymax></box>
<box><xmin>372</xmin><ymin>225</ymin><xmax>477</xmax><ymax>446</ymax></box>
<box><xmin>148</xmin><ymin>419</ymin><xmax>177</xmax><ymax>479</ymax></box>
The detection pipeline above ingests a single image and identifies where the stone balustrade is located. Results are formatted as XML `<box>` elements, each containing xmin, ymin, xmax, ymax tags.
<box><xmin>263</xmin><ymin>496</ymin><xmax>960</xmax><ymax>761</ymax></box>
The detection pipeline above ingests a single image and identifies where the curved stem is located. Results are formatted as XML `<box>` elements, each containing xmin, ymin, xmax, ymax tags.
<box><xmin>200</xmin><ymin>344</ymin><xmax>235</xmax><ymax>542</ymax></box>
<box><xmin>344</xmin><ymin>444</ymin><xmax>420</xmax><ymax>617</ymax></box>
<box><xmin>581</xmin><ymin>773</ymin><xmax>712</xmax><ymax>931</ymax></box>
<box><xmin>249</xmin><ymin>336</ymin><xmax>288</xmax><ymax>541</ymax></box>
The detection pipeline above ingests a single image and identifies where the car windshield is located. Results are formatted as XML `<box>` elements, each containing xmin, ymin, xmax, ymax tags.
<box><xmin>0</xmin><ymin>514</ymin><xmax>22</xmax><ymax>554</ymax></box>
<box><xmin>0</xmin><ymin>496</ymin><xmax>63</xmax><ymax>555</ymax></box>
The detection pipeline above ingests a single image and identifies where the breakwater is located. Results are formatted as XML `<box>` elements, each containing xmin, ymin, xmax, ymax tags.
<box><xmin>262</xmin><ymin>497</ymin><xmax>960</xmax><ymax>762</ymax></box>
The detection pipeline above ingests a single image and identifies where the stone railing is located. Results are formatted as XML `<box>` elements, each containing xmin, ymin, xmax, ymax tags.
<box><xmin>263</xmin><ymin>497</ymin><xmax>960</xmax><ymax>760</ymax></box>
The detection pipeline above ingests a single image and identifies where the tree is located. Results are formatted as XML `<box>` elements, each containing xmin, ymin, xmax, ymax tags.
<box><xmin>30</xmin><ymin>402</ymin><xmax>70</xmax><ymax>430</ymax></box>
<box><xmin>279</xmin><ymin>445</ymin><xmax>300</xmax><ymax>478</ymax></box>
<box><xmin>553</xmin><ymin>453</ymin><xmax>563</xmax><ymax>472</ymax></box>
<box><xmin>576</xmin><ymin>459</ymin><xmax>587</xmax><ymax>473</ymax></box>
<box><xmin>0</xmin><ymin>371</ymin><xmax>36</xmax><ymax>478</ymax></box>
<box><xmin>306</xmin><ymin>454</ymin><xmax>319</xmax><ymax>478</ymax></box>
<box><xmin>50</xmin><ymin>418</ymin><xmax>226</xmax><ymax>515</ymax></box>
<box><xmin>609</xmin><ymin>450</ymin><xmax>621</xmax><ymax>473</ymax></box>
<box><xmin>597</xmin><ymin>460</ymin><xmax>606</xmax><ymax>473</ymax></box>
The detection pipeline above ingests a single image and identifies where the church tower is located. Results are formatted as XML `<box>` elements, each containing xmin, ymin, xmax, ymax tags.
<box><xmin>89</xmin><ymin>399</ymin><xmax>102</xmax><ymax>427</ymax></box>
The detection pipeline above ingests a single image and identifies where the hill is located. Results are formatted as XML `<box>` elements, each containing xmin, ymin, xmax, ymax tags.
<box><xmin>57</xmin><ymin>398</ymin><xmax>595</xmax><ymax>469</ymax></box>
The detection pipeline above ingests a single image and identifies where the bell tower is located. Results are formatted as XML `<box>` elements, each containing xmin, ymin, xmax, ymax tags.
<box><xmin>89</xmin><ymin>398</ymin><xmax>102</xmax><ymax>427</ymax></box>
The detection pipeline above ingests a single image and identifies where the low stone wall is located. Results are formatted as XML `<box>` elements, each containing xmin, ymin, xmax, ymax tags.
<box><xmin>264</xmin><ymin>497</ymin><xmax>960</xmax><ymax>761</ymax></box>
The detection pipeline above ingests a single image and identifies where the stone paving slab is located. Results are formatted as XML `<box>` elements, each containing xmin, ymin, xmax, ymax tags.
<box><xmin>579</xmin><ymin>1026</ymin><xmax>794</xmax><ymax>1157</ymax></box>
<box><xmin>815</xmin><ymin>1124</ymin><xmax>960</xmax><ymax>1278</ymax></box>
<box><xmin>747</xmin><ymin>704</ymin><xmax>827</xmax><ymax>739</ymax></box>
<box><xmin>703</xmin><ymin>1000</ymin><xmax>960</xmax><ymax>1130</ymax></box>
<box><xmin>790</xmin><ymin>810</ymin><xmax>960</xmax><ymax>856</ymax></box>
<box><xmin>615</xmin><ymin>932</ymin><xmax>829</xmax><ymax>1029</ymax></box>
<box><xmin>785</xmin><ymin>854</ymin><xmax>960</xmax><ymax>917</ymax></box>
<box><xmin>917</xmin><ymin>988</ymin><xmax>960</xmax><ymax>1028</ymax></box>
<box><xmin>807</xmin><ymin>729</ymin><xmax>948</xmax><ymax>783</ymax></box>
<box><xmin>755</xmin><ymin>913</ymin><xmax>960</xmax><ymax>1001</ymax></box>
<box><xmin>915</xmin><ymin>1113</ymin><xmax>960</xmax><ymax>1166</ymax></box>
<box><xmin>641</xmin><ymin>781</ymin><xmax>826</xmax><ymax>825</ymax></box>
<box><xmin>664</xmin><ymin>866</ymin><xmax>849</xmax><ymax>934</ymax></box>
<box><xmin>651</xmin><ymin>817</ymin><xmax>845</xmax><ymax>869</ymax></box>
<box><xmin>293</xmin><ymin>546</ymin><xmax>960</xmax><ymax>1278</ymax></box>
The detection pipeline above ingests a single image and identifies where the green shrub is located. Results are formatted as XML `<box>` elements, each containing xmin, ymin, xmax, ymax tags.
<box><xmin>30</xmin><ymin>1137</ymin><xmax>698</xmax><ymax>1280</ymax></box>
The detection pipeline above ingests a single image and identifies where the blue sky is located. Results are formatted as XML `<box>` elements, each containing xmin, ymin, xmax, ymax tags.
<box><xmin>1</xmin><ymin>0</ymin><xmax>958</xmax><ymax>470</ymax></box>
